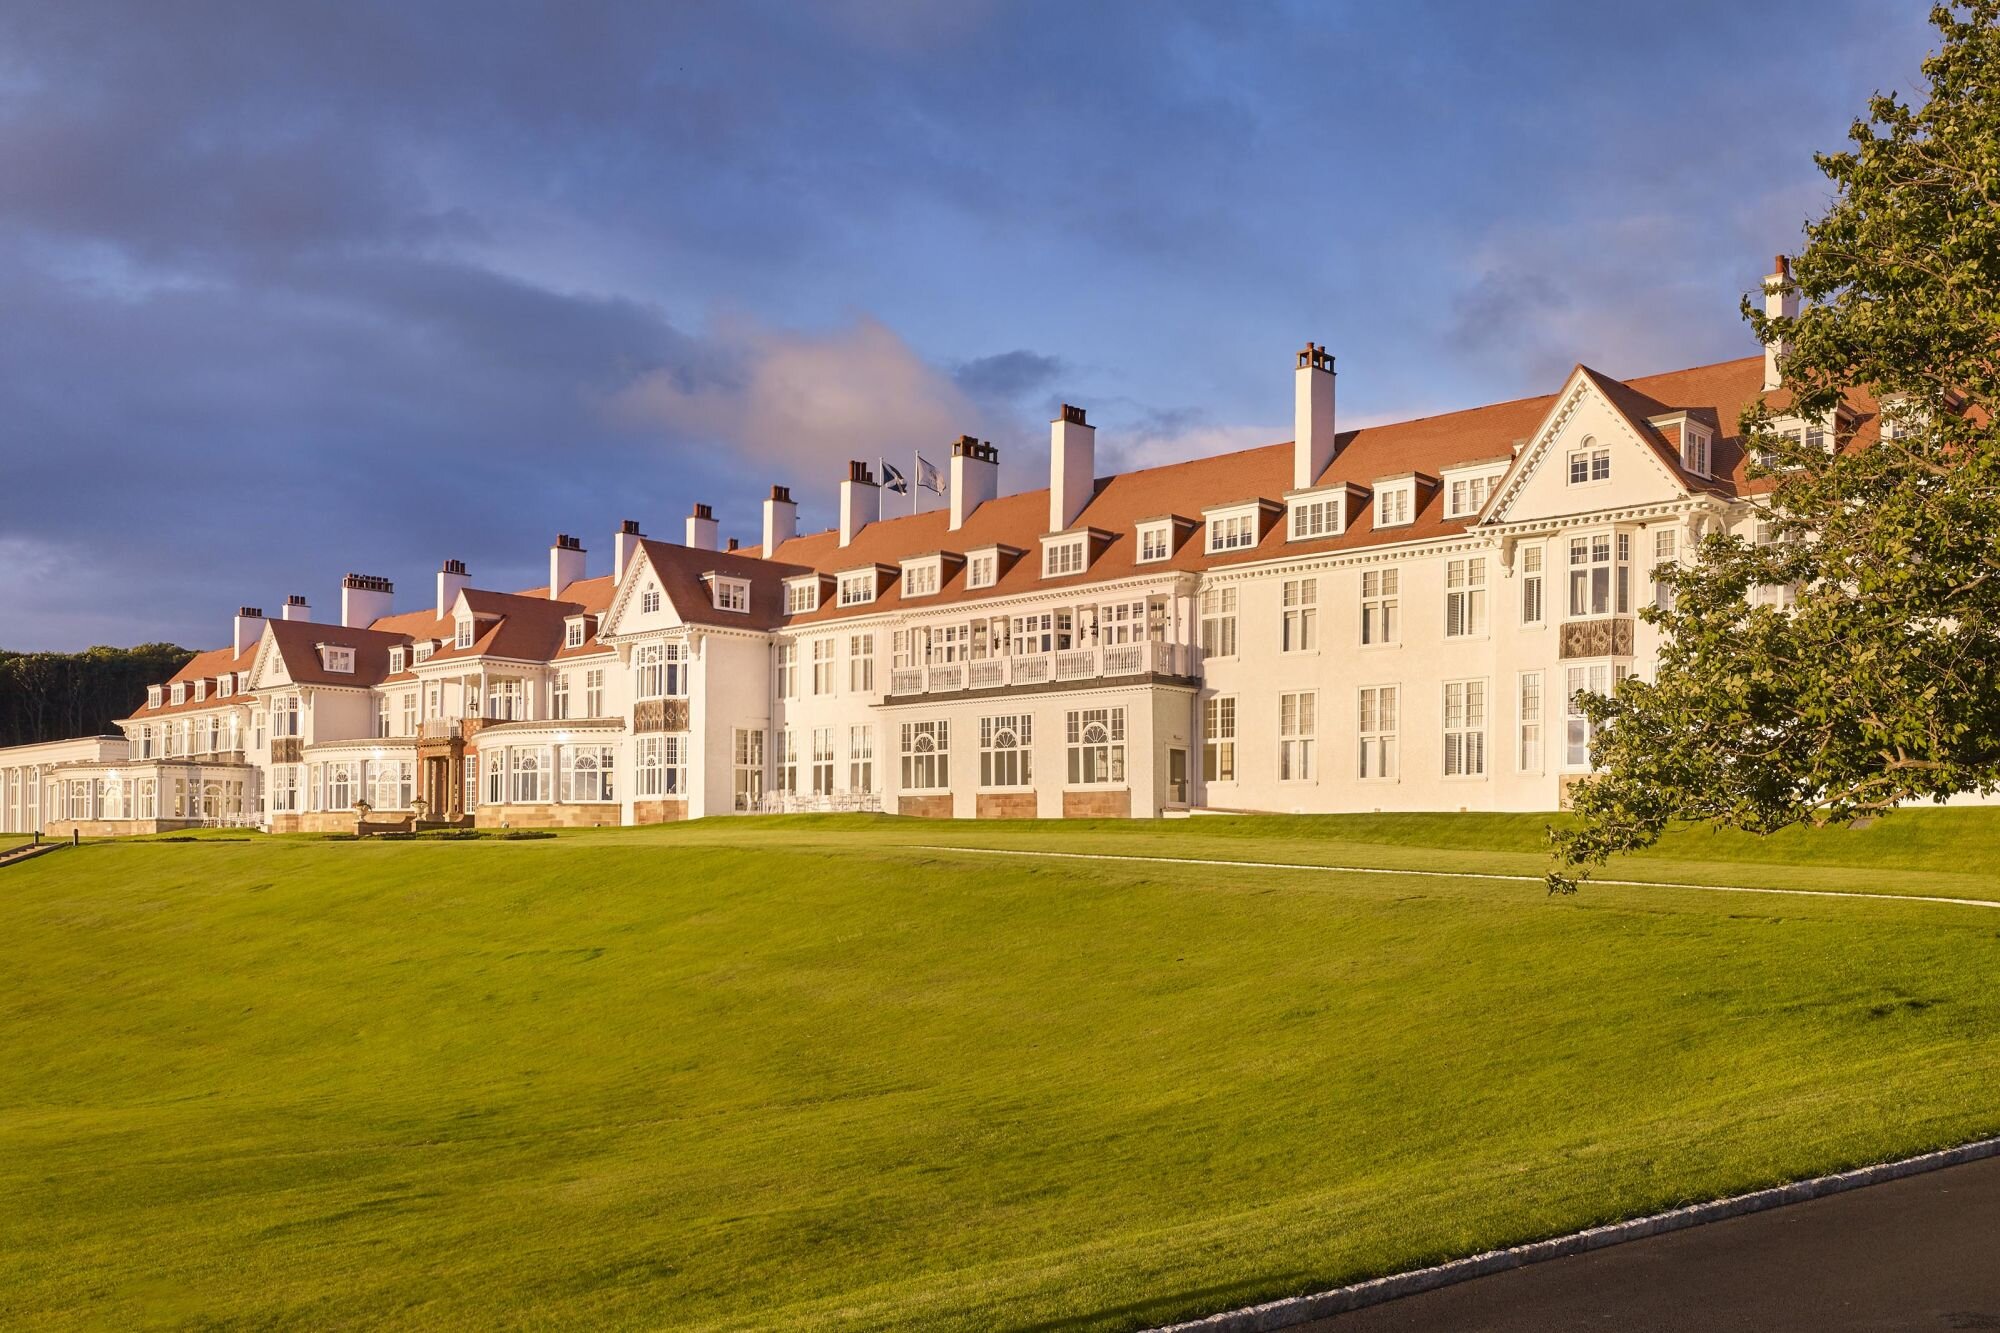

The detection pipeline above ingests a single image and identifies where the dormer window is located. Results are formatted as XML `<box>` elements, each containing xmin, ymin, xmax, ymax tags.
<box><xmin>413</xmin><ymin>641</ymin><xmax>433</xmax><ymax>663</ymax></box>
<box><xmin>784</xmin><ymin>579</ymin><xmax>819</xmax><ymax>615</ymax></box>
<box><xmin>1138</xmin><ymin>522</ymin><xmax>1174</xmax><ymax>562</ymax></box>
<box><xmin>1043</xmin><ymin>534</ymin><xmax>1088</xmax><ymax>578</ymax></box>
<box><xmin>1374</xmin><ymin>482</ymin><xmax>1415</xmax><ymax>528</ymax></box>
<box><xmin>1288</xmin><ymin>498</ymin><xmax>1340</xmax><ymax>541</ymax></box>
<box><xmin>641</xmin><ymin>585</ymin><xmax>662</xmax><ymax>614</ymax></box>
<box><xmin>1567</xmin><ymin>440</ymin><xmax>1611</xmax><ymax>485</ymax></box>
<box><xmin>966</xmin><ymin>552</ymin><xmax>997</xmax><ymax>588</ymax></box>
<box><xmin>170</xmin><ymin>683</ymin><xmax>186</xmax><ymax>705</ymax></box>
<box><xmin>455</xmin><ymin>618</ymin><xmax>474</xmax><ymax>649</ymax></box>
<box><xmin>389</xmin><ymin>647</ymin><xmax>406</xmax><ymax>673</ymax></box>
<box><xmin>322</xmin><ymin>646</ymin><xmax>355</xmax><ymax>674</ymax></box>
<box><xmin>218</xmin><ymin>675</ymin><xmax>234</xmax><ymax>699</ymax></box>
<box><xmin>565</xmin><ymin>621</ymin><xmax>587</xmax><ymax>649</ymax></box>
<box><xmin>1681</xmin><ymin>426</ymin><xmax>1712</xmax><ymax>477</ymax></box>
<box><xmin>1444</xmin><ymin>471</ymin><xmax>1502</xmax><ymax>520</ymax></box>
<box><xmin>712</xmin><ymin>576</ymin><xmax>750</xmax><ymax>613</ymax></box>
<box><xmin>193</xmin><ymin>679</ymin><xmax>207</xmax><ymax>702</ymax></box>
<box><xmin>1207</xmin><ymin>512</ymin><xmax>1256</xmax><ymax>553</ymax></box>
<box><xmin>838</xmin><ymin>571</ymin><xmax>876</xmax><ymax>606</ymax></box>
<box><xmin>148</xmin><ymin>686</ymin><xmax>162</xmax><ymax>709</ymax></box>
<box><xmin>902</xmin><ymin>559</ymin><xmax>941</xmax><ymax>597</ymax></box>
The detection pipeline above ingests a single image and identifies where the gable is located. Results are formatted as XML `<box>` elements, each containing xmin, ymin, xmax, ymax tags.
<box><xmin>1481</xmin><ymin>370</ymin><xmax>1690</xmax><ymax>527</ymax></box>
<box><xmin>599</xmin><ymin>546</ymin><xmax>685</xmax><ymax>637</ymax></box>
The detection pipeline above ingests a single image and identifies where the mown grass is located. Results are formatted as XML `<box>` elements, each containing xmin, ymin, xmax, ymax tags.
<box><xmin>4</xmin><ymin>810</ymin><xmax>1999</xmax><ymax>1330</ymax></box>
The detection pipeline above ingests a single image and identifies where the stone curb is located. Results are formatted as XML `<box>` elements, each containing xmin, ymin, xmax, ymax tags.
<box><xmin>1152</xmin><ymin>1134</ymin><xmax>2000</xmax><ymax>1332</ymax></box>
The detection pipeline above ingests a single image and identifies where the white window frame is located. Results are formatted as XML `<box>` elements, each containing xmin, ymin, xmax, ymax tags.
<box><xmin>838</xmin><ymin>571</ymin><xmax>875</xmax><ymax>606</ymax></box>
<box><xmin>455</xmin><ymin>619</ymin><xmax>474</xmax><ymax>650</ymax></box>
<box><xmin>323</xmin><ymin>646</ymin><xmax>355</xmax><ymax>674</ymax></box>
<box><xmin>1520</xmin><ymin>544</ymin><xmax>1546</xmax><ymax>626</ymax></box>
<box><xmin>899</xmin><ymin>720</ymin><xmax>950</xmax><ymax>791</ymax></box>
<box><xmin>1138</xmin><ymin>522</ymin><xmax>1174</xmax><ymax>562</ymax></box>
<box><xmin>1279</xmin><ymin>691</ymin><xmax>1316</xmax><ymax>782</ymax></box>
<box><xmin>978</xmin><ymin>714</ymin><xmax>1033</xmax><ymax>789</ymax></box>
<box><xmin>902</xmin><ymin>559</ymin><xmax>941</xmax><ymax>598</ymax></box>
<box><xmin>640</xmin><ymin>586</ymin><xmax>662</xmax><ymax>615</ymax></box>
<box><xmin>1444</xmin><ymin>557</ymin><xmax>1487</xmax><ymax>638</ymax></box>
<box><xmin>966</xmin><ymin>552</ymin><xmax>998</xmax><ymax>588</ymax></box>
<box><xmin>1205</xmin><ymin>508</ymin><xmax>1258</xmax><ymax>554</ymax></box>
<box><xmin>1567</xmin><ymin>532</ymin><xmax>1631</xmax><ymax>619</ymax></box>
<box><xmin>1203</xmin><ymin>695</ymin><xmax>1236</xmax><ymax>783</ymax></box>
<box><xmin>1288</xmin><ymin>496</ymin><xmax>1342</xmax><ymax>541</ymax></box>
<box><xmin>1358</xmin><ymin>685</ymin><xmax>1399</xmax><ymax>780</ymax></box>
<box><xmin>1567</xmin><ymin>440</ymin><xmax>1612</xmax><ymax>486</ymax></box>
<box><xmin>1681</xmin><ymin>426</ymin><xmax>1711</xmax><ymax>477</ymax></box>
<box><xmin>848</xmin><ymin>634</ymin><xmax>875</xmax><ymax>693</ymax></box>
<box><xmin>1373</xmin><ymin>483</ymin><xmax>1414</xmax><ymax>528</ymax></box>
<box><xmin>1198</xmin><ymin>587</ymin><xmax>1237</xmax><ymax>658</ymax></box>
<box><xmin>848</xmin><ymin>725</ymin><xmax>874</xmax><ymax>791</ymax></box>
<box><xmin>1066</xmin><ymin>707</ymin><xmax>1126</xmax><ymax>786</ymax></box>
<box><xmin>1281</xmin><ymin>577</ymin><xmax>1317</xmax><ymax>653</ymax></box>
<box><xmin>1443</xmin><ymin>471</ymin><xmax>1500</xmax><ymax>520</ymax></box>
<box><xmin>1042</xmin><ymin>536</ymin><xmax>1088</xmax><ymax>578</ymax></box>
<box><xmin>1442</xmin><ymin>679</ymin><xmax>1488</xmax><ymax>778</ymax></box>
<box><xmin>712</xmin><ymin>577</ymin><xmax>750</xmax><ymax>614</ymax></box>
<box><xmin>1518</xmin><ymin>671</ymin><xmax>1544</xmax><ymax>773</ymax></box>
<box><xmin>785</xmin><ymin>580</ymin><xmax>819</xmax><ymax>615</ymax></box>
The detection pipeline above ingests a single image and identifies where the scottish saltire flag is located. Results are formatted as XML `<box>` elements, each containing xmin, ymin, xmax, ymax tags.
<box><xmin>914</xmin><ymin>454</ymin><xmax>946</xmax><ymax>496</ymax></box>
<box><xmin>879</xmin><ymin>459</ymin><xmax>909</xmax><ymax>494</ymax></box>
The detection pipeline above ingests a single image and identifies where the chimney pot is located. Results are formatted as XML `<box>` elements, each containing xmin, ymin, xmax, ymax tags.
<box><xmin>548</xmin><ymin>535</ymin><xmax>587</xmax><ymax>597</ymax></box>
<box><xmin>339</xmin><ymin>574</ymin><xmax>394</xmax><ymax>627</ymax></box>
<box><xmin>1060</xmin><ymin>403</ymin><xmax>1087</xmax><ymax>426</ymax></box>
<box><xmin>840</xmin><ymin>461</ymin><xmax>880</xmax><ymax>546</ymax></box>
<box><xmin>763</xmin><ymin>484</ymin><xmax>799</xmax><ymax>554</ymax></box>
<box><xmin>437</xmin><ymin>559</ymin><xmax>472</xmax><ymax>616</ymax></box>
<box><xmin>685</xmin><ymin>504</ymin><xmax>719</xmax><ymax>551</ymax></box>
<box><xmin>620</xmin><ymin>518</ymin><xmax>641</xmax><ymax>535</ymax></box>
<box><xmin>950</xmin><ymin>435</ymin><xmax>1001</xmax><ymax>530</ymax></box>
<box><xmin>1050</xmin><ymin>405</ymin><xmax>1096</xmax><ymax>531</ymax></box>
<box><xmin>238</xmin><ymin>606</ymin><xmax>262</xmax><ymax>618</ymax></box>
<box><xmin>1294</xmin><ymin>340</ymin><xmax>1339</xmax><ymax>488</ymax></box>
<box><xmin>727</xmin><ymin>537</ymin><xmax>739</xmax><ymax>552</ymax></box>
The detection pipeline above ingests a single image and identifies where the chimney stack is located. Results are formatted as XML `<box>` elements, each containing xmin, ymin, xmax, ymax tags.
<box><xmin>1294</xmin><ymin>343</ymin><xmax>1338</xmax><ymax>489</ymax></box>
<box><xmin>281</xmin><ymin>594</ymin><xmax>311</xmax><ymax>622</ymax></box>
<box><xmin>548</xmin><ymin>534</ymin><xmax>586</xmax><ymax>597</ymax></box>
<box><xmin>437</xmin><ymin>558</ymin><xmax>470</xmax><ymax>617</ymax></box>
<box><xmin>949</xmin><ymin>436</ymin><xmax>999</xmax><ymax>531</ymax></box>
<box><xmin>1763</xmin><ymin>255</ymin><xmax>1800</xmax><ymax>391</ymax></box>
<box><xmin>233</xmin><ymin>606</ymin><xmax>266</xmax><ymax>657</ymax></box>
<box><xmin>613</xmin><ymin>520</ymin><xmax>644</xmax><ymax>581</ymax></box>
<box><xmin>685</xmin><ymin>503</ymin><xmax>719</xmax><ymax>551</ymax></box>
<box><xmin>340</xmin><ymin>574</ymin><xmax>394</xmax><ymax>628</ymax></box>
<box><xmin>1050</xmin><ymin>405</ymin><xmax>1095</xmax><ymax>532</ymax></box>
<box><xmin>763</xmin><ymin>486</ymin><xmax>797</xmax><ymax>555</ymax></box>
<box><xmin>839</xmin><ymin>461</ymin><xmax>879</xmax><ymax>547</ymax></box>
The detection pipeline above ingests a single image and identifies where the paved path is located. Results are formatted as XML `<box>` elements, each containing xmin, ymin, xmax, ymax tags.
<box><xmin>1302</xmin><ymin>1152</ymin><xmax>2000</xmax><ymax>1332</ymax></box>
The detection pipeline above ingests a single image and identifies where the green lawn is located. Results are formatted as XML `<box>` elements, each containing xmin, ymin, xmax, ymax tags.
<box><xmin>4</xmin><ymin>811</ymin><xmax>1999</xmax><ymax>1330</ymax></box>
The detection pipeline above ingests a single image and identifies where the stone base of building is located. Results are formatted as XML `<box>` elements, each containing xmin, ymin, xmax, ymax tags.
<box><xmin>897</xmin><ymin>794</ymin><xmax>953</xmax><ymax>819</ymax></box>
<box><xmin>975</xmin><ymin>792</ymin><xmax>1037</xmax><ymax>820</ymax></box>
<box><xmin>475</xmin><ymin>802</ymin><xmax>622</xmax><ymax>829</ymax></box>
<box><xmin>631</xmin><ymin>799</ymin><xmax>689</xmax><ymax>825</ymax></box>
<box><xmin>1062</xmin><ymin>788</ymin><xmax>1132</xmax><ymax>819</ymax></box>
<box><xmin>270</xmin><ymin>811</ymin><xmax>419</xmax><ymax>835</ymax></box>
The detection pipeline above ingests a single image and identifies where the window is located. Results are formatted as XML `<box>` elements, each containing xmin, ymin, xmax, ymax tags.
<box><xmin>838</xmin><ymin>572</ymin><xmax>875</xmax><ymax>606</ymax></box>
<box><xmin>1443</xmin><ymin>680</ymin><xmax>1487</xmax><ymax>777</ymax></box>
<box><xmin>464</xmin><ymin>754</ymin><xmax>477</xmax><ymax>806</ymax></box>
<box><xmin>903</xmin><ymin>562</ymin><xmax>940</xmax><ymax>597</ymax></box>
<box><xmin>1044</xmin><ymin>537</ymin><xmax>1087</xmax><ymax>577</ymax></box>
<box><xmin>811</xmin><ymin>638</ymin><xmax>835</xmax><ymax>695</ymax></box>
<box><xmin>372</xmin><ymin>758</ymin><xmax>413</xmax><ymax>811</ymax></box>
<box><xmin>1203</xmin><ymin>695</ymin><xmax>1236</xmax><ymax>782</ymax></box>
<box><xmin>635</xmin><ymin>642</ymin><xmax>680</xmax><ymax>699</ymax></box>
<box><xmin>900</xmin><ymin>720</ymin><xmax>950</xmax><ymax>790</ymax></box>
<box><xmin>148</xmin><ymin>686</ymin><xmax>162</xmax><ymax>708</ymax></box>
<box><xmin>566</xmin><ymin>621</ymin><xmax>587</xmax><ymax>648</ymax></box>
<box><xmin>583</xmin><ymin>668</ymin><xmax>604</xmax><ymax>718</ymax></box>
<box><xmin>414</xmin><ymin>642</ymin><xmax>433</xmax><ymax>663</ymax></box>
<box><xmin>979</xmin><ymin>715</ymin><xmax>1033</xmax><ymax>788</ymax></box>
<box><xmin>733</xmin><ymin>729</ymin><xmax>765</xmax><ymax>810</ymax></box>
<box><xmin>774</xmin><ymin>642</ymin><xmax>798</xmax><ymax>698</ymax></box>
<box><xmin>485</xmin><ymin>750</ymin><xmax>505</xmax><ymax>806</ymax></box>
<box><xmin>326</xmin><ymin>759</ymin><xmax>359</xmax><ymax>810</ymax></box>
<box><xmin>641</xmin><ymin>586</ymin><xmax>662</xmax><ymax>615</ymax></box>
<box><xmin>1278</xmin><ymin>577</ymin><xmax>1318</xmax><ymax>652</ymax></box>
<box><xmin>1682</xmin><ymin>427</ymin><xmax>1711</xmax><ymax>476</ymax></box>
<box><xmin>1374</xmin><ymin>484</ymin><xmax>1413</xmax><ymax>528</ymax></box>
<box><xmin>1568</xmin><ymin>441</ymin><xmax>1612</xmax><ymax>485</ymax></box>
<box><xmin>551</xmin><ymin>672</ymin><xmax>571</xmax><ymax>719</ymax></box>
<box><xmin>170</xmin><ymin>683</ymin><xmax>186</xmax><ymax>706</ymax></box>
<box><xmin>1445</xmin><ymin>557</ymin><xmax>1487</xmax><ymax>637</ymax></box>
<box><xmin>271</xmin><ymin>768</ymin><xmax>299</xmax><ymax>814</ymax></box>
<box><xmin>1290</xmin><ymin>498</ymin><xmax>1340</xmax><ymax>541</ymax></box>
<box><xmin>1568</xmin><ymin>533</ymin><xmax>1631</xmax><ymax>617</ymax></box>
<box><xmin>785</xmin><ymin>581</ymin><xmax>818</xmax><ymax>614</ymax></box>
<box><xmin>1653</xmin><ymin>528</ymin><xmax>1679</xmax><ymax>611</ymax></box>
<box><xmin>848</xmin><ymin>634</ymin><xmax>875</xmax><ymax>692</ymax></box>
<box><xmin>1139</xmin><ymin>523</ymin><xmax>1174</xmax><ymax>561</ymax></box>
<box><xmin>271</xmin><ymin>695</ymin><xmax>300</xmax><ymax>737</ymax></box>
<box><xmin>218</xmin><ymin>674</ymin><xmax>234</xmax><ymax>699</ymax></box>
<box><xmin>810</xmin><ymin>728</ymin><xmax>835</xmax><ymax>795</ymax></box>
<box><xmin>713</xmin><ymin>577</ymin><xmax>750</xmax><ymax>613</ymax></box>
<box><xmin>375</xmin><ymin>697</ymin><xmax>392</xmax><ymax>738</ymax></box>
<box><xmin>1358</xmin><ymin>685</ymin><xmax>1399</xmax><ymax>779</ymax></box>
<box><xmin>559</xmin><ymin>745</ymin><xmax>614</xmax><ymax>802</ymax></box>
<box><xmin>1360</xmin><ymin>568</ymin><xmax>1399</xmax><ymax>645</ymax></box>
<box><xmin>401</xmin><ymin>691</ymin><xmax>416</xmax><ymax>736</ymax></box>
<box><xmin>849</xmin><ymin>726</ymin><xmax>874</xmax><ymax>790</ymax></box>
<box><xmin>1518</xmin><ymin>672</ymin><xmax>1544</xmax><ymax>773</ymax></box>
<box><xmin>967</xmin><ymin>553</ymin><xmax>997</xmax><ymax>587</ymax></box>
<box><xmin>139</xmin><ymin>726</ymin><xmax>155</xmax><ymax>759</ymax></box>
<box><xmin>1520</xmin><ymin>545</ymin><xmax>1546</xmax><ymax>625</ymax></box>
<box><xmin>635</xmin><ymin>734</ymin><xmax>685</xmax><ymax>798</ymax></box>
<box><xmin>1279</xmin><ymin>691</ymin><xmax>1315</xmax><ymax>781</ymax></box>
<box><xmin>511</xmin><ymin>746</ymin><xmax>551</xmax><ymax>803</ymax></box>
<box><xmin>1565</xmin><ymin>664</ymin><xmax>1626</xmax><ymax>768</ymax></box>
<box><xmin>775</xmin><ymin>729</ymin><xmax>799</xmax><ymax>794</ymax></box>
<box><xmin>193</xmin><ymin>679</ymin><xmax>207</xmax><ymax>702</ymax></box>
<box><xmin>1067</xmin><ymin>708</ymin><xmax>1125</xmax><ymax>785</ymax></box>
<box><xmin>1207</xmin><ymin>511</ymin><xmax>1257</xmax><ymax>553</ymax></box>
<box><xmin>1446</xmin><ymin>473</ymin><xmax>1496</xmax><ymax>519</ymax></box>
<box><xmin>1199</xmin><ymin>587</ymin><xmax>1238</xmax><ymax>658</ymax></box>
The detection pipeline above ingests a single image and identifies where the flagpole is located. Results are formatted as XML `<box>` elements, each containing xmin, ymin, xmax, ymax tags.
<box><xmin>913</xmin><ymin>449</ymin><xmax>921</xmax><ymax>515</ymax></box>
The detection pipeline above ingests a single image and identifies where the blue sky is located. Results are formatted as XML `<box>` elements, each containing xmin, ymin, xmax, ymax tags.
<box><xmin>0</xmin><ymin>0</ymin><xmax>1936</xmax><ymax>650</ymax></box>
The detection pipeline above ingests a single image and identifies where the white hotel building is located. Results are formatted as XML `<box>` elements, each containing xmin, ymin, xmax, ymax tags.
<box><xmin>1</xmin><ymin>260</ymin><xmax>1876</xmax><ymax>836</ymax></box>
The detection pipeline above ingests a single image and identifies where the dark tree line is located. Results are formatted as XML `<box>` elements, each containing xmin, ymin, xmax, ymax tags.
<box><xmin>0</xmin><ymin>644</ymin><xmax>197</xmax><ymax>748</ymax></box>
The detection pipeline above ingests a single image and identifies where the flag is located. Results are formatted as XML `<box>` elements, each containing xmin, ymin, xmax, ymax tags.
<box><xmin>879</xmin><ymin>459</ymin><xmax>908</xmax><ymax>494</ymax></box>
<box><xmin>915</xmin><ymin>454</ymin><xmax>946</xmax><ymax>496</ymax></box>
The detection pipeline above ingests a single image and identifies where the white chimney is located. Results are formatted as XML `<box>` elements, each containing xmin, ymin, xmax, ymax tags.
<box><xmin>281</xmin><ymin>594</ymin><xmax>311</xmax><ymax>622</ymax></box>
<box><xmin>437</xmin><ymin>559</ymin><xmax>470</xmax><ymax>617</ymax></box>
<box><xmin>685</xmin><ymin>503</ymin><xmax>718</xmax><ymax>551</ymax></box>
<box><xmin>1294</xmin><ymin>343</ymin><xmax>1338</xmax><ymax>489</ymax></box>
<box><xmin>340</xmin><ymin>573</ymin><xmax>393</xmax><ymax>628</ymax></box>
<box><xmin>949</xmin><ymin>436</ymin><xmax>999</xmax><ymax>531</ymax></box>
<box><xmin>839</xmin><ymin>461</ymin><xmax>879</xmax><ymax>547</ymax></box>
<box><xmin>1763</xmin><ymin>255</ymin><xmax>1800</xmax><ymax>391</ymax></box>
<box><xmin>613</xmin><ymin>520</ymin><xmax>644</xmax><ymax>581</ymax></box>
<box><xmin>232</xmin><ymin>606</ymin><xmax>266</xmax><ymax>657</ymax></box>
<box><xmin>763</xmin><ymin>486</ymin><xmax>797</xmax><ymax>555</ymax></box>
<box><xmin>1050</xmin><ymin>404</ymin><xmax>1095</xmax><ymax>532</ymax></box>
<box><xmin>548</xmin><ymin>534</ymin><xmax>586</xmax><ymax>597</ymax></box>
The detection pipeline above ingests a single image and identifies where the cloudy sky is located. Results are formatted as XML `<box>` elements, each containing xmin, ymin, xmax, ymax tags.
<box><xmin>0</xmin><ymin>0</ymin><xmax>1935</xmax><ymax>650</ymax></box>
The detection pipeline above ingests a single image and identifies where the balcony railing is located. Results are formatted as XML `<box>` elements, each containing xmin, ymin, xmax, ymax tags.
<box><xmin>886</xmin><ymin>641</ymin><xmax>1192</xmax><ymax>697</ymax></box>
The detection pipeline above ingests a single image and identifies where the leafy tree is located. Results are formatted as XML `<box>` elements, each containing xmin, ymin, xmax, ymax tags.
<box><xmin>0</xmin><ymin>644</ymin><xmax>196</xmax><ymax>747</ymax></box>
<box><xmin>1551</xmin><ymin>1</ymin><xmax>2000</xmax><ymax>890</ymax></box>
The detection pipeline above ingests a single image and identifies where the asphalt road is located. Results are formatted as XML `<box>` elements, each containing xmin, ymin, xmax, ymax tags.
<box><xmin>1303</xmin><ymin>1152</ymin><xmax>2000</xmax><ymax>1332</ymax></box>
